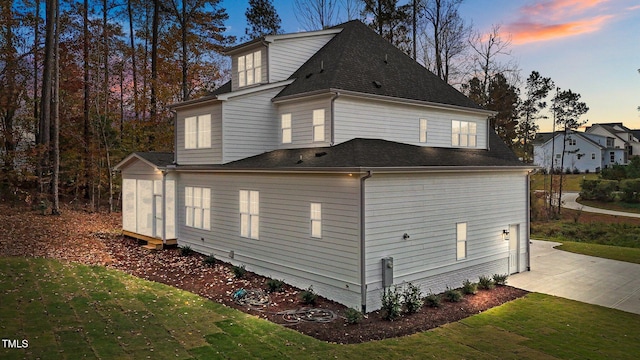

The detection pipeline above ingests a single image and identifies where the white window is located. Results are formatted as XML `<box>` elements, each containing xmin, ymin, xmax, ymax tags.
<box><xmin>184</xmin><ymin>114</ymin><xmax>211</xmax><ymax>149</ymax></box>
<box><xmin>451</xmin><ymin>120</ymin><xmax>477</xmax><ymax>147</ymax></box>
<box><xmin>456</xmin><ymin>222</ymin><xmax>467</xmax><ymax>260</ymax></box>
<box><xmin>419</xmin><ymin>118</ymin><xmax>428</xmax><ymax>143</ymax></box>
<box><xmin>591</xmin><ymin>153</ymin><xmax>596</xmax><ymax>160</ymax></box>
<box><xmin>238</xmin><ymin>50</ymin><xmax>262</xmax><ymax>87</ymax></box>
<box><xmin>568</xmin><ymin>138</ymin><xmax>576</xmax><ymax>146</ymax></box>
<box><xmin>310</xmin><ymin>203</ymin><xmax>322</xmax><ymax>238</ymax></box>
<box><xmin>240</xmin><ymin>190</ymin><xmax>259</xmax><ymax>239</ymax></box>
<box><xmin>281</xmin><ymin>114</ymin><xmax>292</xmax><ymax>144</ymax></box>
<box><xmin>185</xmin><ymin>186</ymin><xmax>211</xmax><ymax>230</ymax></box>
<box><xmin>313</xmin><ymin>109</ymin><xmax>325</xmax><ymax>142</ymax></box>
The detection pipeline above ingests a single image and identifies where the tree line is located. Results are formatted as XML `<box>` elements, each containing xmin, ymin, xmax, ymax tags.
<box><xmin>0</xmin><ymin>0</ymin><xmax>590</xmax><ymax>213</ymax></box>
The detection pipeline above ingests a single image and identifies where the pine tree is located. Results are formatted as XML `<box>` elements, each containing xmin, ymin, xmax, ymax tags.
<box><xmin>245</xmin><ymin>0</ymin><xmax>281</xmax><ymax>40</ymax></box>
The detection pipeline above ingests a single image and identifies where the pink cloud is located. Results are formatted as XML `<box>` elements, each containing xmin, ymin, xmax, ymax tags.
<box><xmin>507</xmin><ymin>15</ymin><xmax>613</xmax><ymax>44</ymax></box>
<box><xmin>505</xmin><ymin>0</ymin><xmax>615</xmax><ymax>44</ymax></box>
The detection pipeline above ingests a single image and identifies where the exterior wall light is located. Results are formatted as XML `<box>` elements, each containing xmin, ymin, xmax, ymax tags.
<box><xmin>402</xmin><ymin>233</ymin><xmax>410</xmax><ymax>240</ymax></box>
<box><xmin>502</xmin><ymin>229</ymin><xmax>510</xmax><ymax>240</ymax></box>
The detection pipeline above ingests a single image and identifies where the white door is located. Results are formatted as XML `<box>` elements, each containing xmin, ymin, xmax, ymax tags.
<box><xmin>509</xmin><ymin>224</ymin><xmax>520</xmax><ymax>274</ymax></box>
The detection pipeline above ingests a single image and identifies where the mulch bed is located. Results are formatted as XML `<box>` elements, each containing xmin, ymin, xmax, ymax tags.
<box><xmin>0</xmin><ymin>203</ymin><xmax>528</xmax><ymax>344</ymax></box>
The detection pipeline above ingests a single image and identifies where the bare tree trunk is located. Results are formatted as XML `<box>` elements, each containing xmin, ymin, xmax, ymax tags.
<box><xmin>127</xmin><ymin>0</ymin><xmax>139</xmax><ymax>121</ymax></box>
<box><xmin>181</xmin><ymin>0</ymin><xmax>188</xmax><ymax>101</ymax></box>
<box><xmin>558</xmin><ymin>128</ymin><xmax>567</xmax><ymax>215</ymax></box>
<box><xmin>39</xmin><ymin>0</ymin><xmax>55</xmax><ymax>197</ymax></box>
<box><xmin>33</xmin><ymin>0</ymin><xmax>40</xmax><ymax>142</ymax></box>
<box><xmin>150</xmin><ymin>0</ymin><xmax>159</xmax><ymax>122</ymax></box>
<box><xmin>51</xmin><ymin>0</ymin><xmax>60</xmax><ymax>215</ymax></box>
<box><xmin>83</xmin><ymin>0</ymin><xmax>92</xmax><ymax>207</ymax></box>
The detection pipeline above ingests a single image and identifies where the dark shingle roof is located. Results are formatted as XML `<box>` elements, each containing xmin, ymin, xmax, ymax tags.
<box><xmin>210</xmin><ymin>81</ymin><xmax>231</xmax><ymax>96</ymax></box>
<box><xmin>274</xmin><ymin>20</ymin><xmax>482</xmax><ymax>110</ymax></box>
<box><xmin>533</xmin><ymin>132</ymin><xmax>554</xmax><ymax>145</ymax></box>
<box><xmin>134</xmin><ymin>152</ymin><xmax>175</xmax><ymax>168</ymax></box>
<box><xmin>176</xmin><ymin>130</ymin><xmax>526</xmax><ymax>171</ymax></box>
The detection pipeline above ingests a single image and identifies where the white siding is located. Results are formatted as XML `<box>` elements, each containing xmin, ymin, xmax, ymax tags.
<box><xmin>176</xmin><ymin>103</ymin><xmax>223</xmax><ymax>165</ymax></box>
<box><xmin>334</xmin><ymin>96</ymin><xmax>488</xmax><ymax>149</ymax></box>
<box><xmin>122</xmin><ymin>179</ymin><xmax>136</xmax><ymax>233</ymax></box>
<box><xmin>364</xmin><ymin>171</ymin><xmax>528</xmax><ymax>310</ymax></box>
<box><xmin>222</xmin><ymin>87</ymin><xmax>283</xmax><ymax>163</ymax></box>
<box><xmin>268</xmin><ymin>34</ymin><xmax>337</xmax><ymax>82</ymax></box>
<box><xmin>176</xmin><ymin>172</ymin><xmax>362</xmax><ymax>309</ymax></box>
<box><xmin>276</xmin><ymin>97</ymin><xmax>332</xmax><ymax>148</ymax></box>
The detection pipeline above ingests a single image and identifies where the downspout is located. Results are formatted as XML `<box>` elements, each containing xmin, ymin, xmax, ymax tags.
<box><xmin>162</xmin><ymin>170</ymin><xmax>167</xmax><ymax>244</ymax></box>
<box><xmin>486</xmin><ymin>116</ymin><xmax>491</xmax><ymax>151</ymax></box>
<box><xmin>526</xmin><ymin>170</ymin><xmax>531</xmax><ymax>271</ymax></box>
<box><xmin>172</xmin><ymin>110</ymin><xmax>178</xmax><ymax>164</ymax></box>
<box><xmin>330</xmin><ymin>91</ymin><xmax>340</xmax><ymax>145</ymax></box>
<box><xmin>360</xmin><ymin>170</ymin><xmax>372</xmax><ymax>313</ymax></box>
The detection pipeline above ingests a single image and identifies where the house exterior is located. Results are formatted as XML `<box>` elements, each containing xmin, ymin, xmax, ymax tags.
<box><xmin>585</xmin><ymin>123</ymin><xmax>640</xmax><ymax>163</ymax></box>
<box><xmin>534</xmin><ymin>123</ymin><xmax>640</xmax><ymax>173</ymax></box>
<box><xmin>115</xmin><ymin>21</ymin><xmax>533</xmax><ymax>312</ymax></box>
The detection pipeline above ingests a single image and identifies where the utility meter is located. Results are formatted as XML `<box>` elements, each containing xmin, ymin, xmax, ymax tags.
<box><xmin>382</xmin><ymin>257</ymin><xmax>394</xmax><ymax>287</ymax></box>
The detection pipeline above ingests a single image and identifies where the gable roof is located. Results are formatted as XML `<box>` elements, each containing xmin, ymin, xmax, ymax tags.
<box><xmin>175</xmin><ymin>130</ymin><xmax>527</xmax><ymax>172</ymax></box>
<box><xmin>114</xmin><ymin>152</ymin><xmax>174</xmax><ymax>171</ymax></box>
<box><xmin>272</xmin><ymin>20</ymin><xmax>482</xmax><ymax>110</ymax></box>
<box><xmin>535</xmin><ymin>130</ymin><xmax>605</xmax><ymax>149</ymax></box>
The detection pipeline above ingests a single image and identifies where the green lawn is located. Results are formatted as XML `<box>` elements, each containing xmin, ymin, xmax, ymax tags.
<box><xmin>2</xmin><ymin>257</ymin><xmax>639</xmax><ymax>359</ymax></box>
<box><xmin>579</xmin><ymin>199</ymin><xmax>640</xmax><ymax>214</ymax></box>
<box><xmin>531</xmin><ymin>173</ymin><xmax>598</xmax><ymax>192</ymax></box>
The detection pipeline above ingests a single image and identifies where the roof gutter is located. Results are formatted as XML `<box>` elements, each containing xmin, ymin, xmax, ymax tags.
<box><xmin>171</xmin><ymin>165</ymin><xmax>535</xmax><ymax>174</ymax></box>
<box><xmin>360</xmin><ymin>170</ymin><xmax>372</xmax><ymax>313</ymax></box>
<box><xmin>273</xmin><ymin>88</ymin><xmax>497</xmax><ymax>117</ymax></box>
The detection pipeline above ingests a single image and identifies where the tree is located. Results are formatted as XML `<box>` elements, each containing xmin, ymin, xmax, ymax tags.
<box><xmin>245</xmin><ymin>0</ymin><xmax>281</xmax><ymax>39</ymax></box>
<box><xmin>552</xmin><ymin>88</ymin><xmax>589</xmax><ymax>215</ymax></box>
<box><xmin>420</xmin><ymin>0</ymin><xmax>470</xmax><ymax>83</ymax></box>
<box><xmin>163</xmin><ymin>0</ymin><xmax>231</xmax><ymax>101</ymax></box>
<box><xmin>361</xmin><ymin>0</ymin><xmax>412</xmax><ymax>54</ymax></box>
<box><xmin>342</xmin><ymin>0</ymin><xmax>362</xmax><ymax>21</ymax></box>
<box><xmin>467</xmin><ymin>24</ymin><xmax>518</xmax><ymax>100</ymax></box>
<box><xmin>517</xmin><ymin>71</ymin><xmax>554</xmax><ymax>162</ymax></box>
<box><xmin>294</xmin><ymin>0</ymin><xmax>338</xmax><ymax>30</ymax></box>
<box><xmin>466</xmin><ymin>73</ymin><xmax>520</xmax><ymax>148</ymax></box>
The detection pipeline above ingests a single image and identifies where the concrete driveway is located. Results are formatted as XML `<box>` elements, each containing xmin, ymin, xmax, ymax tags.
<box><xmin>508</xmin><ymin>240</ymin><xmax>640</xmax><ymax>315</ymax></box>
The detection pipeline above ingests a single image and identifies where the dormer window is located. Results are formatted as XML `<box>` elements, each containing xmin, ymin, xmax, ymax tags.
<box><xmin>238</xmin><ymin>50</ymin><xmax>262</xmax><ymax>87</ymax></box>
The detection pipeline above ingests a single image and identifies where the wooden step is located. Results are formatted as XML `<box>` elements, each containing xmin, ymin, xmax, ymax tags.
<box><xmin>123</xmin><ymin>230</ymin><xmax>176</xmax><ymax>250</ymax></box>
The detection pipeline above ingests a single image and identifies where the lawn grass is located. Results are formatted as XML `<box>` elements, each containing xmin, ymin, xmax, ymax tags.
<box><xmin>2</xmin><ymin>257</ymin><xmax>640</xmax><ymax>359</ymax></box>
<box><xmin>579</xmin><ymin>199</ymin><xmax>640</xmax><ymax>214</ymax></box>
<box><xmin>531</xmin><ymin>173</ymin><xmax>598</xmax><ymax>192</ymax></box>
<box><xmin>553</xmin><ymin>241</ymin><xmax>640</xmax><ymax>264</ymax></box>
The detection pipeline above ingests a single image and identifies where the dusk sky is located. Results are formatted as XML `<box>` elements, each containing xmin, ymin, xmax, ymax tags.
<box><xmin>221</xmin><ymin>0</ymin><xmax>640</xmax><ymax>132</ymax></box>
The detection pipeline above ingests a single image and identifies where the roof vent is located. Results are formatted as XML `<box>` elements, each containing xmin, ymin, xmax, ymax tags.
<box><xmin>384</xmin><ymin>54</ymin><xmax>388</xmax><ymax>64</ymax></box>
<box><xmin>320</xmin><ymin>60</ymin><xmax>324</xmax><ymax>73</ymax></box>
<box><xmin>373</xmin><ymin>81</ymin><xmax>382</xmax><ymax>88</ymax></box>
<box><xmin>297</xmin><ymin>155</ymin><xmax>303</xmax><ymax>164</ymax></box>
<box><xmin>315</xmin><ymin>151</ymin><xmax>327</xmax><ymax>157</ymax></box>
<box><xmin>306</xmin><ymin>72</ymin><xmax>313</xmax><ymax>78</ymax></box>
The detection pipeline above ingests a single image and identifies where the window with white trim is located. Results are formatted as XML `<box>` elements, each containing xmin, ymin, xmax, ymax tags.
<box><xmin>419</xmin><ymin>118</ymin><xmax>428</xmax><ymax>143</ymax></box>
<box><xmin>451</xmin><ymin>120</ymin><xmax>477</xmax><ymax>147</ymax></box>
<box><xmin>591</xmin><ymin>153</ymin><xmax>596</xmax><ymax>160</ymax></box>
<box><xmin>185</xmin><ymin>186</ymin><xmax>210</xmax><ymax>230</ymax></box>
<box><xmin>240</xmin><ymin>190</ymin><xmax>259</xmax><ymax>239</ymax></box>
<box><xmin>456</xmin><ymin>222</ymin><xmax>467</xmax><ymax>260</ymax></box>
<box><xmin>238</xmin><ymin>50</ymin><xmax>262</xmax><ymax>87</ymax></box>
<box><xmin>281</xmin><ymin>114</ymin><xmax>292</xmax><ymax>144</ymax></box>
<box><xmin>313</xmin><ymin>109</ymin><xmax>325</xmax><ymax>142</ymax></box>
<box><xmin>185</xmin><ymin>114</ymin><xmax>211</xmax><ymax>149</ymax></box>
<box><xmin>310</xmin><ymin>203</ymin><xmax>322</xmax><ymax>238</ymax></box>
<box><xmin>568</xmin><ymin>138</ymin><xmax>576</xmax><ymax>146</ymax></box>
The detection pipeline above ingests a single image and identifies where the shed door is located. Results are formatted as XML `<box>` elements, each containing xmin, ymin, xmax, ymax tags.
<box><xmin>509</xmin><ymin>224</ymin><xmax>520</xmax><ymax>274</ymax></box>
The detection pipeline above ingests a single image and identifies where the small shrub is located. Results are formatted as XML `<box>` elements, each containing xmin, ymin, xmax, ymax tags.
<box><xmin>492</xmin><ymin>273</ymin><xmax>508</xmax><ymax>286</ymax></box>
<box><xmin>424</xmin><ymin>291</ymin><xmax>441</xmax><ymax>308</ymax></box>
<box><xmin>462</xmin><ymin>279</ymin><xmax>478</xmax><ymax>295</ymax></box>
<box><xmin>300</xmin><ymin>286</ymin><xmax>318</xmax><ymax>305</ymax></box>
<box><xmin>179</xmin><ymin>245</ymin><xmax>194</xmax><ymax>257</ymax></box>
<box><xmin>266</xmin><ymin>278</ymin><xmax>285</xmax><ymax>293</ymax></box>
<box><xmin>478</xmin><ymin>275</ymin><xmax>495</xmax><ymax>290</ymax></box>
<box><xmin>344</xmin><ymin>308</ymin><xmax>364</xmax><ymax>325</ymax></box>
<box><xmin>202</xmin><ymin>254</ymin><xmax>216</xmax><ymax>267</ymax></box>
<box><xmin>572</xmin><ymin>168</ymin><xmax>580</xmax><ymax>174</ymax></box>
<box><xmin>381</xmin><ymin>286</ymin><xmax>402</xmax><ymax>320</ymax></box>
<box><xmin>620</xmin><ymin>179</ymin><xmax>640</xmax><ymax>203</ymax></box>
<box><xmin>401</xmin><ymin>282</ymin><xmax>423</xmax><ymax>314</ymax></box>
<box><xmin>232</xmin><ymin>264</ymin><xmax>246</xmax><ymax>279</ymax></box>
<box><xmin>444</xmin><ymin>287</ymin><xmax>463</xmax><ymax>302</ymax></box>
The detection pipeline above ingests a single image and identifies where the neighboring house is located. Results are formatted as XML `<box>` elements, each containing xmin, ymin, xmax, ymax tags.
<box><xmin>534</xmin><ymin>123</ymin><xmax>640</xmax><ymax>173</ymax></box>
<box><xmin>585</xmin><ymin>123</ymin><xmax>640</xmax><ymax>162</ymax></box>
<box><xmin>115</xmin><ymin>20</ymin><xmax>533</xmax><ymax>312</ymax></box>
